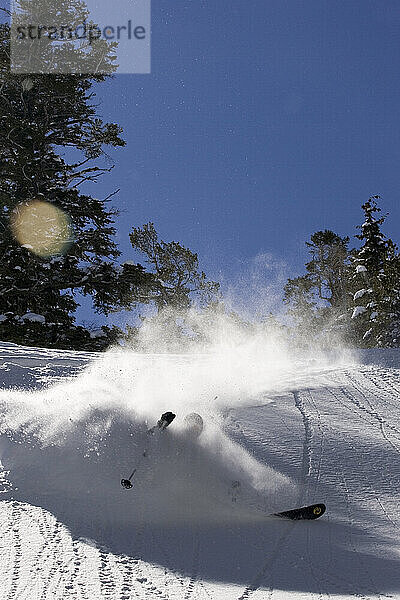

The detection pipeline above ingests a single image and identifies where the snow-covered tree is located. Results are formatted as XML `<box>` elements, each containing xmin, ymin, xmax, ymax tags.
<box><xmin>351</xmin><ymin>196</ymin><xmax>400</xmax><ymax>347</ymax></box>
<box><xmin>0</xmin><ymin>13</ymin><xmax>151</xmax><ymax>350</ymax></box>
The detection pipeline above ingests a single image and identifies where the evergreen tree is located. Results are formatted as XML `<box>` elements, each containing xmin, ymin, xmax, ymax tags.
<box><xmin>351</xmin><ymin>196</ymin><xmax>400</xmax><ymax>347</ymax></box>
<box><xmin>283</xmin><ymin>275</ymin><xmax>319</xmax><ymax>337</ymax></box>
<box><xmin>284</xmin><ymin>230</ymin><xmax>352</xmax><ymax>340</ymax></box>
<box><xmin>305</xmin><ymin>230</ymin><xmax>351</xmax><ymax>311</ymax></box>
<box><xmin>129</xmin><ymin>222</ymin><xmax>220</xmax><ymax>312</ymax></box>
<box><xmin>0</xmin><ymin>12</ymin><xmax>150</xmax><ymax>350</ymax></box>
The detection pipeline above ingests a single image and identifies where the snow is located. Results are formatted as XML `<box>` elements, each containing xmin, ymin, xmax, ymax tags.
<box><xmin>370</xmin><ymin>311</ymin><xmax>378</xmax><ymax>320</ymax></box>
<box><xmin>89</xmin><ymin>328</ymin><xmax>106</xmax><ymax>339</ymax></box>
<box><xmin>157</xmin><ymin>278</ymin><xmax>175</xmax><ymax>289</ymax></box>
<box><xmin>20</xmin><ymin>312</ymin><xmax>46</xmax><ymax>323</ymax></box>
<box><xmin>353</xmin><ymin>288</ymin><xmax>367</xmax><ymax>301</ymax></box>
<box><xmin>351</xmin><ymin>305</ymin><xmax>367</xmax><ymax>319</ymax></box>
<box><xmin>122</xmin><ymin>260</ymin><xmax>136</xmax><ymax>266</ymax></box>
<box><xmin>356</xmin><ymin>265</ymin><xmax>367</xmax><ymax>273</ymax></box>
<box><xmin>0</xmin><ymin>315</ymin><xmax>7</xmax><ymax>323</ymax></box>
<box><xmin>0</xmin><ymin>341</ymin><xmax>399</xmax><ymax>599</ymax></box>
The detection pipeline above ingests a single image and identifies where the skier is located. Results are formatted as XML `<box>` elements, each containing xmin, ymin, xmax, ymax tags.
<box><xmin>148</xmin><ymin>411</ymin><xmax>176</xmax><ymax>434</ymax></box>
<box><xmin>157</xmin><ymin>411</ymin><xmax>176</xmax><ymax>429</ymax></box>
<box><xmin>120</xmin><ymin>411</ymin><xmax>326</xmax><ymax>519</ymax></box>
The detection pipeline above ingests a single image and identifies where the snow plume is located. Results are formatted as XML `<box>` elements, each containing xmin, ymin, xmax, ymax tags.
<box><xmin>221</xmin><ymin>252</ymin><xmax>290</xmax><ymax>320</ymax></box>
<box><xmin>0</xmin><ymin>309</ymin><xmax>354</xmax><ymax>534</ymax></box>
<box><xmin>0</xmin><ymin>325</ymin><xmax>317</xmax><ymax>444</ymax></box>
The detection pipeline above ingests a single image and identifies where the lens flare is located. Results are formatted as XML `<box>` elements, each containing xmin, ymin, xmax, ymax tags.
<box><xmin>11</xmin><ymin>200</ymin><xmax>73</xmax><ymax>257</ymax></box>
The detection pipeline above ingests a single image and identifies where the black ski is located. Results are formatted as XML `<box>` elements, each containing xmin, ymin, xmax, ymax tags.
<box><xmin>273</xmin><ymin>502</ymin><xmax>326</xmax><ymax>520</ymax></box>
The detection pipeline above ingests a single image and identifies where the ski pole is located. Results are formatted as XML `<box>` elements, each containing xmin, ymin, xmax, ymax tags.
<box><xmin>121</xmin><ymin>412</ymin><xmax>176</xmax><ymax>490</ymax></box>
<box><xmin>127</xmin><ymin>468</ymin><xmax>137</xmax><ymax>481</ymax></box>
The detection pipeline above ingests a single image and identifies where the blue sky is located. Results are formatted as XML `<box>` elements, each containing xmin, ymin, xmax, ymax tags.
<box><xmin>79</xmin><ymin>0</ymin><xmax>400</xmax><ymax>322</ymax></box>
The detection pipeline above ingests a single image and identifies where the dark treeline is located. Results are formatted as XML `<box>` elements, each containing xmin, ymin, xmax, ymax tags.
<box><xmin>0</xmin><ymin>11</ymin><xmax>218</xmax><ymax>350</ymax></box>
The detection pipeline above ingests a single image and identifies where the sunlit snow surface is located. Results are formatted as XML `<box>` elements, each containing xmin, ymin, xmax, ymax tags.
<box><xmin>0</xmin><ymin>341</ymin><xmax>399</xmax><ymax>599</ymax></box>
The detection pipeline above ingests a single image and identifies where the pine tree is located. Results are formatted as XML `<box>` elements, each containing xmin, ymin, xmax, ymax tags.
<box><xmin>284</xmin><ymin>230</ymin><xmax>352</xmax><ymax>341</ymax></box>
<box><xmin>283</xmin><ymin>274</ymin><xmax>319</xmax><ymax>337</ymax></box>
<box><xmin>0</xmin><ymin>12</ymin><xmax>150</xmax><ymax>350</ymax></box>
<box><xmin>351</xmin><ymin>197</ymin><xmax>400</xmax><ymax>347</ymax></box>
<box><xmin>379</xmin><ymin>253</ymin><xmax>400</xmax><ymax>347</ymax></box>
<box><xmin>305</xmin><ymin>230</ymin><xmax>351</xmax><ymax>311</ymax></box>
<box><xmin>129</xmin><ymin>222</ymin><xmax>220</xmax><ymax>312</ymax></box>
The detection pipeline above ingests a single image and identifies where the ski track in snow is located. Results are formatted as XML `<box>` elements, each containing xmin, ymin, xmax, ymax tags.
<box><xmin>0</xmin><ymin>345</ymin><xmax>400</xmax><ymax>599</ymax></box>
<box><xmin>235</xmin><ymin>388</ymin><xmax>315</xmax><ymax>600</ymax></box>
<box><xmin>0</xmin><ymin>500</ymin><xmax>184</xmax><ymax>600</ymax></box>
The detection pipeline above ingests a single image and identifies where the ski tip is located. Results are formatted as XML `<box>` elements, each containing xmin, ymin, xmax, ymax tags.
<box><xmin>274</xmin><ymin>503</ymin><xmax>326</xmax><ymax>520</ymax></box>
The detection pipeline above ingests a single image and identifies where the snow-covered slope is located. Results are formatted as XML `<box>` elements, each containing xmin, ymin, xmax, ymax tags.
<box><xmin>0</xmin><ymin>341</ymin><xmax>399</xmax><ymax>599</ymax></box>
